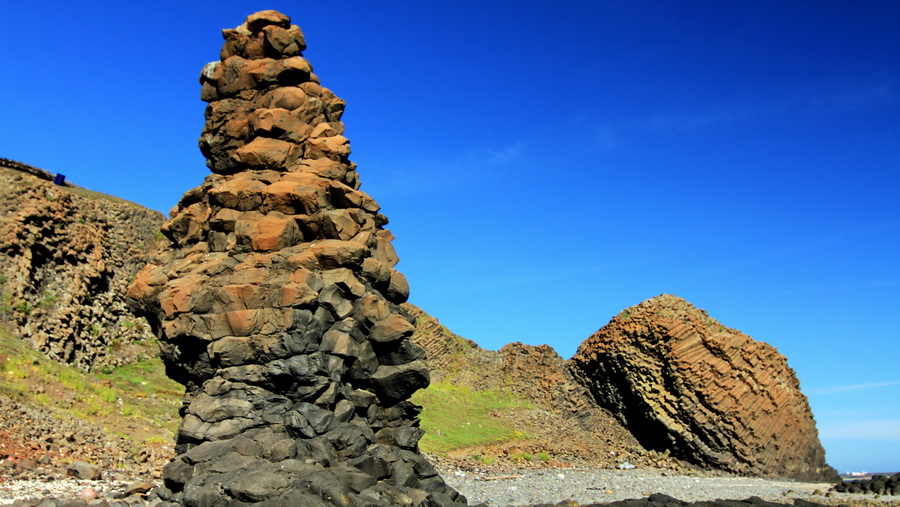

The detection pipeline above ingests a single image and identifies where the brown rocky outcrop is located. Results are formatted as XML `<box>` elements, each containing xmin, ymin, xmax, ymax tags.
<box><xmin>127</xmin><ymin>11</ymin><xmax>465</xmax><ymax>506</ymax></box>
<box><xmin>0</xmin><ymin>162</ymin><xmax>164</xmax><ymax>370</ymax></box>
<box><xmin>568</xmin><ymin>294</ymin><xmax>838</xmax><ymax>482</ymax></box>
<box><xmin>405</xmin><ymin>304</ymin><xmax>681</xmax><ymax>470</ymax></box>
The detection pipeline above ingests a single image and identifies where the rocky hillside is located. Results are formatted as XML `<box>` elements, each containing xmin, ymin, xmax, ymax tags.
<box><xmin>0</xmin><ymin>159</ymin><xmax>165</xmax><ymax>370</ymax></box>
<box><xmin>405</xmin><ymin>303</ymin><xmax>684</xmax><ymax>471</ymax></box>
<box><xmin>0</xmin><ymin>160</ymin><xmax>836</xmax><ymax>485</ymax></box>
<box><xmin>569</xmin><ymin>294</ymin><xmax>838</xmax><ymax>482</ymax></box>
<box><xmin>408</xmin><ymin>298</ymin><xmax>838</xmax><ymax>482</ymax></box>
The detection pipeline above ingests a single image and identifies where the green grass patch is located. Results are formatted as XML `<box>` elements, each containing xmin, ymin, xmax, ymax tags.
<box><xmin>0</xmin><ymin>325</ymin><xmax>182</xmax><ymax>440</ymax></box>
<box><xmin>411</xmin><ymin>381</ymin><xmax>531</xmax><ymax>455</ymax></box>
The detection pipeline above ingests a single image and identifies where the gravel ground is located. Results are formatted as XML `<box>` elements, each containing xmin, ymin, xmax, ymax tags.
<box><xmin>3</xmin><ymin>454</ymin><xmax>899</xmax><ymax>507</ymax></box>
<box><xmin>0</xmin><ymin>478</ymin><xmax>158</xmax><ymax>505</ymax></box>
<box><xmin>2</xmin><ymin>467</ymin><xmax>900</xmax><ymax>506</ymax></box>
<box><xmin>442</xmin><ymin>467</ymin><xmax>899</xmax><ymax>506</ymax></box>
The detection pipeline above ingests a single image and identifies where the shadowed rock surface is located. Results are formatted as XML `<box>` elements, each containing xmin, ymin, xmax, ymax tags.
<box><xmin>0</xmin><ymin>162</ymin><xmax>164</xmax><ymax>370</ymax></box>
<box><xmin>406</xmin><ymin>303</ymin><xmax>686</xmax><ymax>471</ymax></box>
<box><xmin>127</xmin><ymin>10</ymin><xmax>465</xmax><ymax>506</ymax></box>
<box><xmin>832</xmin><ymin>473</ymin><xmax>900</xmax><ymax>495</ymax></box>
<box><xmin>569</xmin><ymin>294</ymin><xmax>838</xmax><ymax>482</ymax></box>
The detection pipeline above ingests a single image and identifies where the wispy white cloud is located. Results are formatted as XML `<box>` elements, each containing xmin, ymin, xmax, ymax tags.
<box><xmin>818</xmin><ymin>419</ymin><xmax>900</xmax><ymax>441</ymax></box>
<box><xmin>807</xmin><ymin>381</ymin><xmax>900</xmax><ymax>396</ymax></box>
<box><xmin>484</xmin><ymin>143</ymin><xmax>524</xmax><ymax>164</ymax></box>
<box><xmin>637</xmin><ymin>73</ymin><xmax>899</xmax><ymax>134</ymax></box>
<box><xmin>672</xmin><ymin>220</ymin><xmax>900</xmax><ymax>286</ymax></box>
<box><xmin>803</xmin><ymin>74</ymin><xmax>899</xmax><ymax>113</ymax></box>
<box><xmin>361</xmin><ymin>141</ymin><xmax>529</xmax><ymax>197</ymax></box>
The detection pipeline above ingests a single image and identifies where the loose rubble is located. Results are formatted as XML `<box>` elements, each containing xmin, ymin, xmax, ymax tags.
<box><xmin>443</xmin><ymin>467</ymin><xmax>894</xmax><ymax>506</ymax></box>
<box><xmin>0</xmin><ymin>394</ymin><xmax>172</xmax><ymax>505</ymax></box>
<box><xmin>8</xmin><ymin>465</ymin><xmax>895</xmax><ymax>507</ymax></box>
<box><xmin>832</xmin><ymin>474</ymin><xmax>900</xmax><ymax>496</ymax></box>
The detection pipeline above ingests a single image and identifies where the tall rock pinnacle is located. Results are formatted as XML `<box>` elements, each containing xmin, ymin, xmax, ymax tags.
<box><xmin>569</xmin><ymin>294</ymin><xmax>838</xmax><ymax>482</ymax></box>
<box><xmin>127</xmin><ymin>11</ymin><xmax>466</xmax><ymax>505</ymax></box>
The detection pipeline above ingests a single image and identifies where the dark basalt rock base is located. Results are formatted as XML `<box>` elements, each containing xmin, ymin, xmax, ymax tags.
<box><xmin>831</xmin><ymin>473</ymin><xmax>900</xmax><ymax>495</ymax></box>
<box><xmin>158</xmin><ymin>426</ymin><xmax>462</xmax><ymax>506</ymax></box>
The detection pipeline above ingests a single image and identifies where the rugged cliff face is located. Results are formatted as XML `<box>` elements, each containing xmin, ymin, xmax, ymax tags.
<box><xmin>0</xmin><ymin>161</ymin><xmax>164</xmax><ymax>370</ymax></box>
<box><xmin>126</xmin><ymin>11</ymin><xmax>465</xmax><ymax>505</ymax></box>
<box><xmin>568</xmin><ymin>294</ymin><xmax>838</xmax><ymax>482</ymax></box>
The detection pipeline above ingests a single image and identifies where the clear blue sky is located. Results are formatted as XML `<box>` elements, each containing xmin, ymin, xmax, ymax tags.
<box><xmin>3</xmin><ymin>1</ymin><xmax>898</xmax><ymax>474</ymax></box>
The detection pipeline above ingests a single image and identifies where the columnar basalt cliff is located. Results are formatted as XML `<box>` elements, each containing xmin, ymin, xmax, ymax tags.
<box><xmin>0</xmin><ymin>162</ymin><xmax>164</xmax><ymax>370</ymax></box>
<box><xmin>127</xmin><ymin>11</ymin><xmax>465</xmax><ymax>506</ymax></box>
<box><xmin>568</xmin><ymin>294</ymin><xmax>838</xmax><ymax>482</ymax></box>
<box><xmin>406</xmin><ymin>304</ymin><xmax>681</xmax><ymax>471</ymax></box>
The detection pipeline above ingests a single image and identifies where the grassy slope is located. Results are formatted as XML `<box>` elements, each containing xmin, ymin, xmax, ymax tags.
<box><xmin>0</xmin><ymin>318</ymin><xmax>533</xmax><ymax>456</ymax></box>
<box><xmin>406</xmin><ymin>305</ymin><xmax>549</xmax><ymax>460</ymax></box>
<box><xmin>411</xmin><ymin>381</ymin><xmax>531</xmax><ymax>456</ymax></box>
<box><xmin>0</xmin><ymin>324</ymin><xmax>182</xmax><ymax>444</ymax></box>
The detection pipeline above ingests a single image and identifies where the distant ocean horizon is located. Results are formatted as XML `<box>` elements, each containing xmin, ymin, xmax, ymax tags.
<box><xmin>839</xmin><ymin>471</ymin><xmax>900</xmax><ymax>480</ymax></box>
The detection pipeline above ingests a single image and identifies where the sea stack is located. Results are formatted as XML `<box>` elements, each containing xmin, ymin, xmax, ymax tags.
<box><xmin>127</xmin><ymin>11</ymin><xmax>465</xmax><ymax>505</ymax></box>
<box><xmin>569</xmin><ymin>294</ymin><xmax>838</xmax><ymax>482</ymax></box>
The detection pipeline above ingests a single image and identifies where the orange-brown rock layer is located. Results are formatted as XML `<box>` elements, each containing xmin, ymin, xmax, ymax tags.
<box><xmin>406</xmin><ymin>304</ymin><xmax>683</xmax><ymax>471</ymax></box>
<box><xmin>127</xmin><ymin>10</ymin><xmax>464</xmax><ymax>506</ymax></box>
<box><xmin>568</xmin><ymin>294</ymin><xmax>838</xmax><ymax>482</ymax></box>
<box><xmin>0</xmin><ymin>164</ymin><xmax>164</xmax><ymax>370</ymax></box>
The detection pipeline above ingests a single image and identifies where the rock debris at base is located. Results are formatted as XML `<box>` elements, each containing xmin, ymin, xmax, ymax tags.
<box><xmin>6</xmin><ymin>467</ymin><xmax>898</xmax><ymax>506</ymax></box>
<box><xmin>442</xmin><ymin>468</ymin><xmax>892</xmax><ymax>507</ymax></box>
<box><xmin>831</xmin><ymin>474</ymin><xmax>900</xmax><ymax>496</ymax></box>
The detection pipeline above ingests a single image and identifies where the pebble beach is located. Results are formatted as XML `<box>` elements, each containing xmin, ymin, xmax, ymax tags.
<box><xmin>4</xmin><ymin>466</ymin><xmax>900</xmax><ymax>506</ymax></box>
<box><xmin>443</xmin><ymin>467</ymin><xmax>857</xmax><ymax>506</ymax></box>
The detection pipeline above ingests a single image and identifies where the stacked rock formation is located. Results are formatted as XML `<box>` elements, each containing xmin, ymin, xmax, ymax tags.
<box><xmin>0</xmin><ymin>164</ymin><xmax>163</xmax><ymax>370</ymax></box>
<box><xmin>569</xmin><ymin>294</ymin><xmax>838</xmax><ymax>482</ymax></box>
<box><xmin>127</xmin><ymin>11</ymin><xmax>465</xmax><ymax>506</ymax></box>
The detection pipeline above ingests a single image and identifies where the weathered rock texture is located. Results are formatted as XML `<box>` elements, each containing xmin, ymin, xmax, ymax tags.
<box><xmin>568</xmin><ymin>294</ymin><xmax>837</xmax><ymax>482</ymax></box>
<box><xmin>406</xmin><ymin>304</ymin><xmax>683</xmax><ymax>471</ymax></box>
<box><xmin>0</xmin><ymin>161</ymin><xmax>164</xmax><ymax>370</ymax></box>
<box><xmin>127</xmin><ymin>11</ymin><xmax>465</xmax><ymax>506</ymax></box>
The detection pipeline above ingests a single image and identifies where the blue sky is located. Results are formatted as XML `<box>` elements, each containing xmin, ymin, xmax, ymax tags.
<box><xmin>3</xmin><ymin>2</ymin><xmax>898</xmax><ymax>474</ymax></box>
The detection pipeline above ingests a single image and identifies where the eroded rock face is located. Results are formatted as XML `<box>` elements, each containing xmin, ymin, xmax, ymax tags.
<box><xmin>568</xmin><ymin>294</ymin><xmax>838</xmax><ymax>482</ymax></box>
<box><xmin>0</xmin><ymin>163</ymin><xmax>164</xmax><ymax>370</ymax></box>
<box><xmin>127</xmin><ymin>11</ymin><xmax>465</xmax><ymax>506</ymax></box>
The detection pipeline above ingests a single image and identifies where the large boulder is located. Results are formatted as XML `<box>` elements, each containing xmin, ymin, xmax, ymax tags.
<box><xmin>127</xmin><ymin>11</ymin><xmax>465</xmax><ymax>506</ymax></box>
<box><xmin>568</xmin><ymin>294</ymin><xmax>838</xmax><ymax>482</ymax></box>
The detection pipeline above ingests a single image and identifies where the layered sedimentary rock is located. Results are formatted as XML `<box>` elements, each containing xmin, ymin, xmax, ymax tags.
<box><xmin>127</xmin><ymin>11</ymin><xmax>464</xmax><ymax>506</ymax></box>
<box><xmin>568</xmin><ymin>294</ymin><xmax>837</xmax><ymax>482</ymax></box>
<box><xmin>0</xmin><ymin>163</ymin><xmax>163</xmax><ymax>369</ymax></box>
